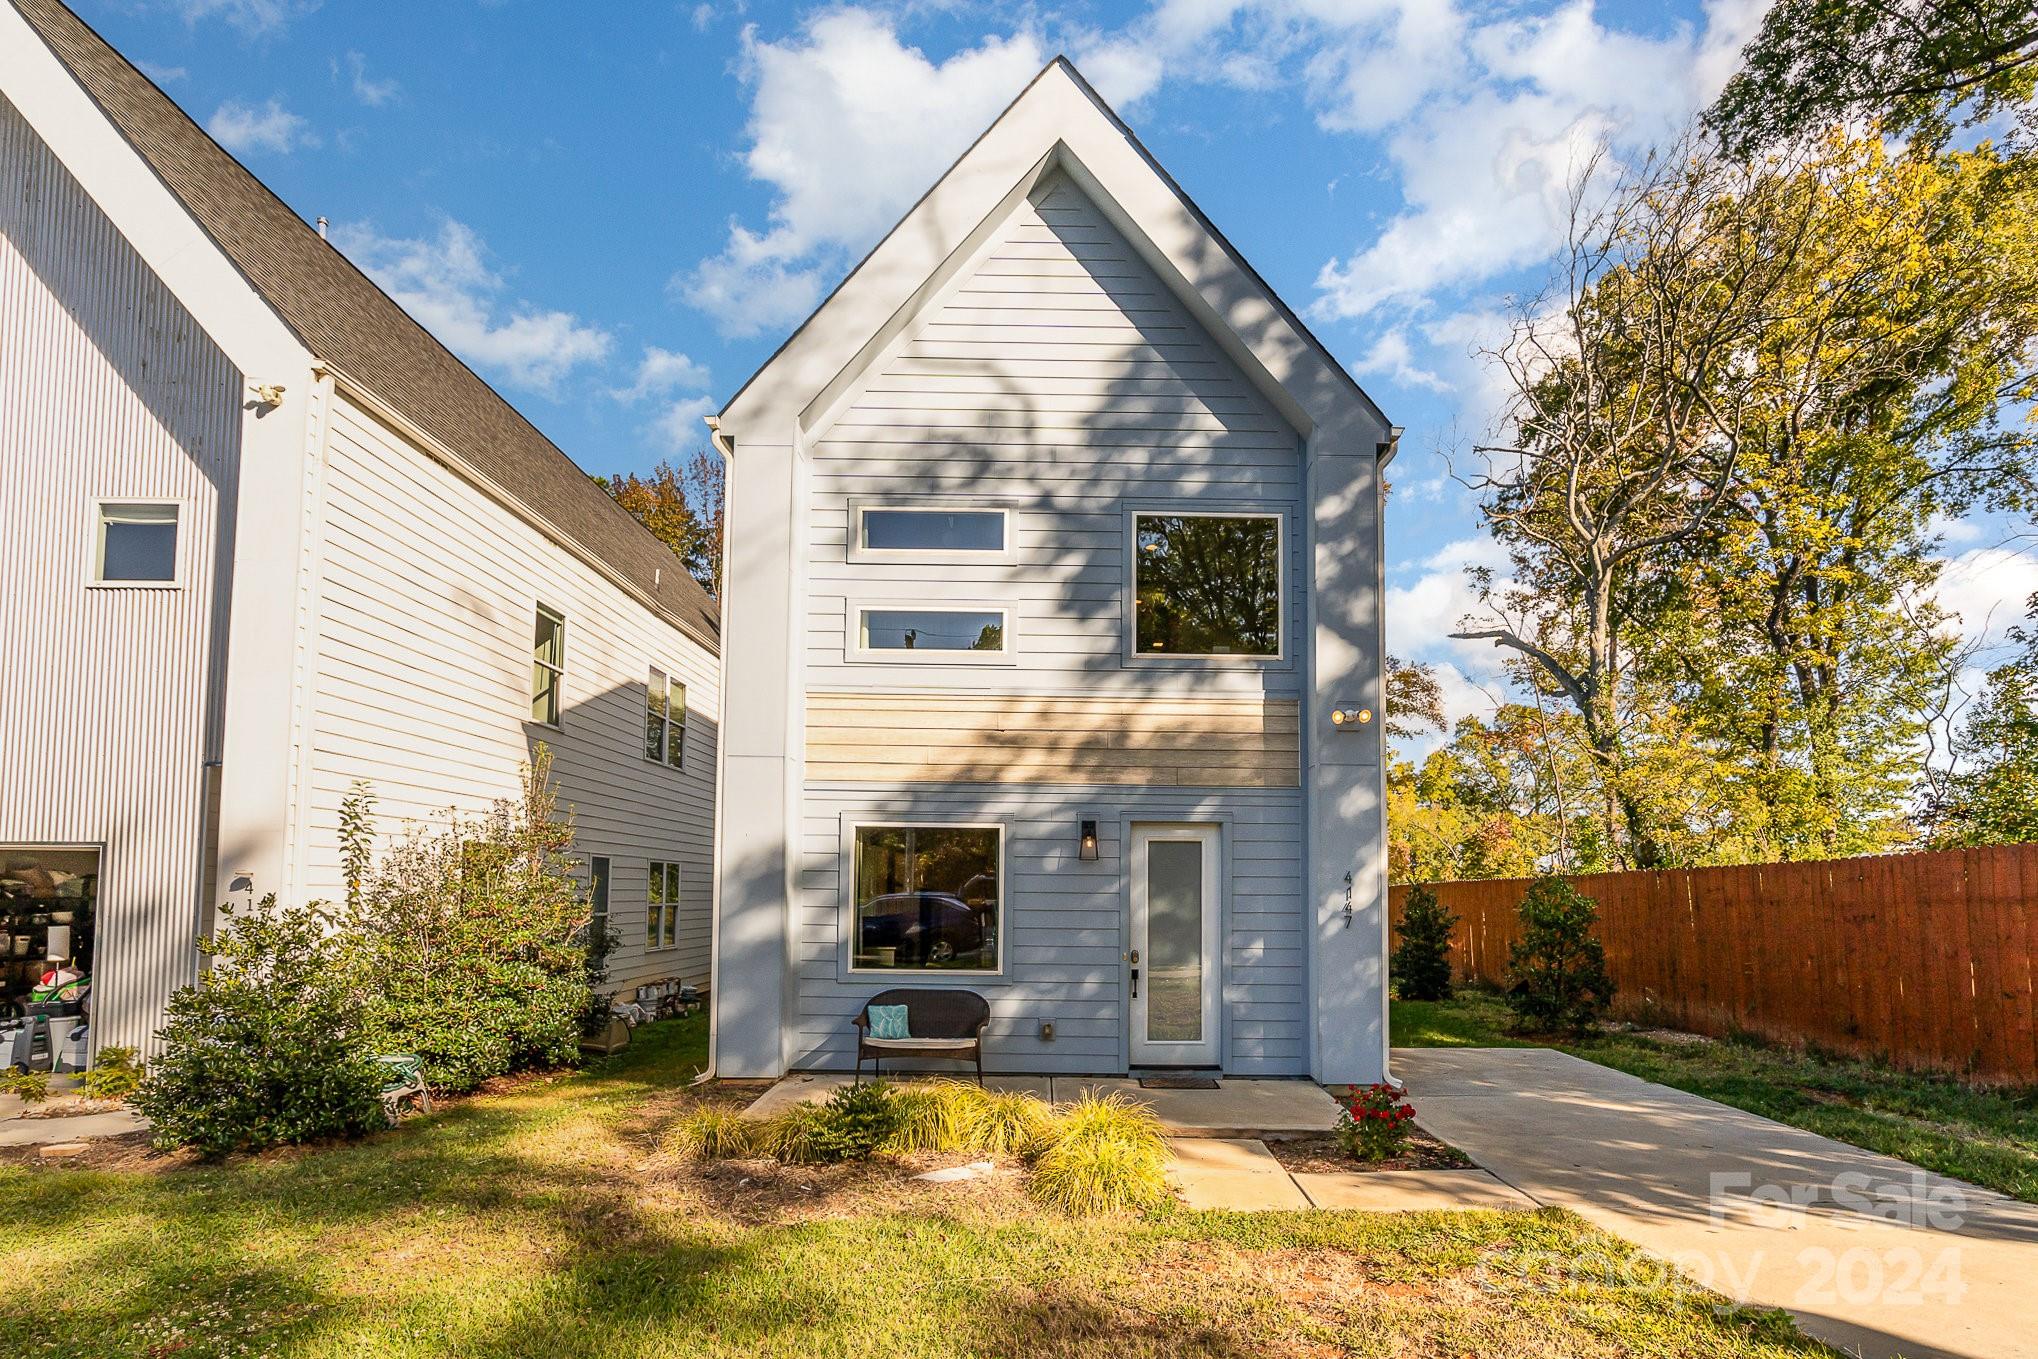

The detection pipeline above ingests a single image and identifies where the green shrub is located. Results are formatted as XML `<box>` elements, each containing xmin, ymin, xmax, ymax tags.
<box><xmin>133</xmin><ymin>895</ymin><xmax>386</xmax><ymax>1157</ymax></box>
<box><xmin>0</xmin><ymin>1068</ymin><xmax>50</xmax><ymax>1104</ymax></box>
<box><xmin>342</xmin><ymin>751</ymin><xmax>594</xmax><ymax>1094</ymax></box>
<box><xmin>1392</xmin><ymin>883</ymin><xmax>1458</xmax><ymax>1001</ymax></box>
<box><xmin>803</xmin><ymin>1081</ymin><xmax>904</xmax><ymax>1162</ymax></box>
<box><xmin>667</xmin><ymin>1106</ymin><xmax>755</xmax><ymax>1159</ymax></box>
<box><xmin>1335</xmin><ymin>1083</ymin><xmax>1415</xmax><ymax>1162</ymax></box>
<box><xmin>1028</xmin><ymin>1094</ymin><xmax>1170</xmax><ymax>1214</ymax></box>
<box><xmin>82</xmin><ymin>1045</ymin><xmax>144</xmax><ymax>1101</ymax></box>
<box><xmin>958</xmin><ymin>1087</ymin><xmax>1056</xmax><ymax>1155</ymax></box>
<box><xmin>1505</xmin><ymin>876</ymin><xmax>1616</xmax><ymax>1033</ymax></box>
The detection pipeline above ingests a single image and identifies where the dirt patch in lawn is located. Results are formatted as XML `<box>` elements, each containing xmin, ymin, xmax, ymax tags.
<box><xmin>650</xmin><ymin>1147</ymin><xmax>1035</xmax><ymax>1226</ymax></box>
<box><xmin>1263</xmin><ymin>1126</ymin><xmax>1473</xmax><ymax>1174</ymax></box>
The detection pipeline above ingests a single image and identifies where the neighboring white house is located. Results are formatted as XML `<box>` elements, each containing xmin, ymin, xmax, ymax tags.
<box><xmin>709</xmin><ymin>60</ymin><xmax>1397</xmax><ymax>1084</ymax></box>
<box><xmin>0</xmin><ymin>0</ymin><xmax>720</xmax><ymax>1052</ymax></box>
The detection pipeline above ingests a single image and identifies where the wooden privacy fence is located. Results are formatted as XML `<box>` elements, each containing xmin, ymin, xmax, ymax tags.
<box><xmin>1388</xmin><ymin>843</ymin><xmax>2038</xmax><ymax>1085</ymax></box>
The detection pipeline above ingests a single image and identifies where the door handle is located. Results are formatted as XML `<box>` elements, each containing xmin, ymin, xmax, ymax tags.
<box><xmin>1128</xmin><ymin>948</ymin><xmax>1140</xmax><ymax>999</ymax></box>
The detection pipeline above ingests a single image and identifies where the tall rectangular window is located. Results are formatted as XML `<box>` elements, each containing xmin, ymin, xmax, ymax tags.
<box><xmin>645</xmin><ymin>670</ymin><xmax>687</xmax><ymax>768</ymax></box>
<box><xmin>647</xmin><ymin>860</ymin><xmax>679</xmax><ymax>949</ymax></box>
<box><xmin>1132</xmin><ymin>513</ymin><xmax>1282</xmax><ymax>658</ymax></box>
<box><xmin>850</xmin><ymin>825</ymin><xmax>1001</xmax><ymax>973</ymax></box>
<box><xmin>94</xmin><ymin>502</ymin><xmax>178</xmax><ymax>584</ymax></box>
<box><xmin>588</xmin><ymin>855</ymin><xmax>610</xmax><ymax>937</ymax></box>
<box><xmin>530</xmin><ymin>605</ymin><xmax>565</xmax><ymax>725</ymax></box>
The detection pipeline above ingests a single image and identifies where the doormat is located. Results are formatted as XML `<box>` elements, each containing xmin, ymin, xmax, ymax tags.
<box><xmin>1139</xmin><ymin>1074</ymin><xmax>1220</xmax><ymax>1090</ymax></box>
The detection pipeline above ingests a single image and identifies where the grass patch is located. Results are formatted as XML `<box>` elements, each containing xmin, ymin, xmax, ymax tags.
<box><xmin>0</xmin><ymin>1012</ymin><xmax>1839</xmax><ymax>1357</ymax></box>
<box><xmin>1392</xmin><ymin>988</ymin><xmax>2038</xmax><ymax>1203</ymax></box>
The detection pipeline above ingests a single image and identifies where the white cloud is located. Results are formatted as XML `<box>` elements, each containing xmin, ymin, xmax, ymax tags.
<box><xmin>1352</xmin><ymin>328</ymin><xmax>1448</xmax><ymax>394</ymax></box>
<box><xmin>138</xmin><ymin>61</ymin><xmax>189</xmax><ymax>83</ymax></box>
<box><xmin>651</xmin><ymin>395</ymin><xmax>719</xmax><ymax>452</ymax></box>
<box><xmin>1385</xmin><ymin>534</ymin><xmax>1516</xmax><ymax>674</ymax></box>
<box><xmin>613</xmin><ymin>347</ymin><xmax>712</xmax><ymax>403</ymax></box>
<box><xmin>330</xmin><ymin>218</ymin><xmax>613</xmax><ymax>393</ymax></box>
<box><xmin>337</xmin><ymin>51</ymin><xmax>400</xmax><ymax>107</ymax></box>
<box><xmin>1934</xmin><ymin>546</ymin><xmax>2038</xmax><ymax>650</ymax></box>
<box><xmin>169</xmin><ymin>0</ymin><xmax>318</xmax><ymax>35</ymax></box>
<box><xmin>207</xmin><ymin>98</ymin><xmax>318</xmax><ymax>155</ymax></box>
<box><xmin>1306</xmin><ymin>0</ymin><xmax>1770</xmax><ymax>321</ymax></box>
<box><xmin>676</xmin><ymin>11</ymin><xmax>1049</xmax><ymax>337</ymax></box>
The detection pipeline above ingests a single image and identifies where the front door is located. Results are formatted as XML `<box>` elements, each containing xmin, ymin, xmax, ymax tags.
<box><xmin>1129</xmin><ymin>824</ymin><xmax>1221</xmax><ymax>1066</ymax></box>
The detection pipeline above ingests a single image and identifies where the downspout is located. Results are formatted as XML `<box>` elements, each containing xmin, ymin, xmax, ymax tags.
<box><xmin>1375</xmin><ymin>426</ymin><xmax>1403</xmax><ymax>1091</ymax></box>
<box><xmin>694</xmin><ymin>415</ymin><xmax>736</xmax><ymax>1084</ymax></box>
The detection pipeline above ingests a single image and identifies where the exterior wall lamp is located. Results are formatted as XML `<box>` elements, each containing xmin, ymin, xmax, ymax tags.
<box><xmin>1078</xmin><ymin>820</ymin><xmax>1099</xmax><ymax>861</ymax></box>
<box><xmin>1330</xmin><ymin>706</ymin><xmax>1373</xmax><ymax>728</ymax></box>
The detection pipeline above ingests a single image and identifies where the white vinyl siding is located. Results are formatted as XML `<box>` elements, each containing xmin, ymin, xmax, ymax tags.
<box><xmin>790</xmin><ymin>171</ymin><xmax>1311</xmax><ymax>1074</ymax></box>
<box><xmin>301</xmin><ymin>391</ymin><xmax>719</xmax><ymax>994</ymax></box>
<box><xmin>0</xmin><ymin>94</ymin><xmax>241</xmax><ymax>1052</ymax></box>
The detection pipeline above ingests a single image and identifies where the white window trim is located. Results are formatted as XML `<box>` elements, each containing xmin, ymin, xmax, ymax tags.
<box><xmin>529</xmin><ymin>603</ymin><xmax>566</xmax><ymax>729</ymax></box>
<box><xmin>644</xmin><ymin>669</ymin><xmax>688</xmax><ymax>768</ymax></box>
<box><xmin>846</xmin><ymin>599</ymin><xmax>1018</xmax><ymax>665</ymax></box>
<box><xmin>85</xmin><ymin>497</ymin><xmax>186</xmax><ymax>590</ymax></box>
<box><xmin>843</xmin><ymin>820</ymin><xmax>1007</xmax><ymax>978</ymax></box>
<box><xmin>1124</xmin><ymin>508</ymin><xmax>1288</xmax><ymax>665</ymax></box>
<box><xmin>846</xmin><ymin>498</ymin><xmax>1015</xmax><ymax>565</ymax></box>
<box><xmin>647</xmin><ymin>859</ymin><xmax>680</xmax><ymax>951</ymax></box>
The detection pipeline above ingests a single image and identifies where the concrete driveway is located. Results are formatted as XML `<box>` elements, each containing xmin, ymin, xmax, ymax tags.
<box><xmin>1396</xmin><ymin>1047</ymin><xmax>2038</xmax><ymax>1359</ymax></box>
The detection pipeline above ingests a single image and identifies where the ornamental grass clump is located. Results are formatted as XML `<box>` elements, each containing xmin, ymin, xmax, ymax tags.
<box><xmin>1336</xmin><ymin>1083</ymin><xmax>1416</xmax><ymax>1162</ymax></box>
<box><xmin>882</xmin><ymin>1082</ymin><xmax>972</xmax><ymax>1153</ymax></box>
<box><xmin>761</xmin><ymin>1102</ymin><xmax>831</xmax><ymax>1165</ymax></box>
<box><xmin>666</xmin><ymin>1105</ymin><xmax>755</xmax><ymax>1159</ymax></box>
<box><xmin>958</xmin><ymin>1087</ymin><xmax>1057</xmax><ymax>1156</ymax></box>
<box><xmin>1027</xmin><ymin>1093</ymin><xmax>1170</xmax><ymax>1214</ymax></box>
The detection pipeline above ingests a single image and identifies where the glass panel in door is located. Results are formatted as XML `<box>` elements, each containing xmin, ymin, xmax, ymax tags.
<box><xmin>1145</xmin><ymin>840</ymin><xmax>1204</xmax><ymax>1043</ymax></box>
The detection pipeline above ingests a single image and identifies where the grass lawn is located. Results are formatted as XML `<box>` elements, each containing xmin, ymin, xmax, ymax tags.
<box><xmin>0</xmin><ymin>1012</ymin><xmax>1838</xmax><ymax>1358</ymax></box>
<box><xmin>1391</xmin><ymin>988</ymin><xmax>2038</xmax><ymax>1204</ymax></box>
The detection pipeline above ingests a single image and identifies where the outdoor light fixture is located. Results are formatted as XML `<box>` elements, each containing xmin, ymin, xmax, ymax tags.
<box><xmin>1331</xmin><ymin>707</ymin><xmax>1374</xmax><ymax>727</ymax></box>
<box><xmin>1078</xmin><ymin>820</ymin><xmax>1099</xmax><ymax>861</ymax></box>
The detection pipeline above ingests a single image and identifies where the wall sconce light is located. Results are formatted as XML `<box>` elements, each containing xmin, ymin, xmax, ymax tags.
<box><xmin>1078</xmin><ymin>820</ymin><xmax>1099</xmax><ymax>861</ymax></box>
<box><xmin>1330</xmin><ymin>707</ymin><xmax>1373</xmax><ymax>727</ymax></box>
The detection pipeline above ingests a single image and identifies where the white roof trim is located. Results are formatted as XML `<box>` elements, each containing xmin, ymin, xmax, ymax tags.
<box><xmin>717</xmin><ymin>58</ymin><xmax>1388</xmax><ymax>449</ymax></box>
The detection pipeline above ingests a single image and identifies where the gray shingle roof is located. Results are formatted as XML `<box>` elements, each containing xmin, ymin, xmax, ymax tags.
<box><xmin>13</xmin><ymin>0</ymin><xmax>720</xmax><ymax>653</ymax></box>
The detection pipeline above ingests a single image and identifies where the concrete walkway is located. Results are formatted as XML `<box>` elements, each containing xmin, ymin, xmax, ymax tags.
<box><xmin>1396</xmin><ymin>1047</ymin><xmax>2038</xmax><ymax>1359</ymax></box>
<box><xmin>743</xmin><ymin>1073</ymin><xmax>1342</xmax><ymax>1137</ymax></box>
<box><xmin>1165</xmin><ymin>1136</ymin><xmax>1533</xmax><ymax>1212</ymax></box>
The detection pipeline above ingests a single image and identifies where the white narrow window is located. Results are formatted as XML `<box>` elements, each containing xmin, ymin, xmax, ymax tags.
<box><xmin>645</xmin><ymin>671</ymin><xmax>688</xmax><ymax>768</ymax></box>
<box><xmin>856</xmin><ymin>606</ymin><xmax>1008</xmax><ymax>655</ymax></box>
<box><xmin>94</xmin><ymin>502</ymin><xmax>179</xmax><ymax>584</ymax></box>
<box><xmin>647</xmin><ymin>860</ymin><xmax>680</xmax><ymax>949</ymax></box>
<box><xmin>588</xmin><ymin>855</ymin><xmax>610</xmax><ymax>937</ymax></box>
<box><xmin>530</xmin><ymin>606</ymin><xmax>565</xmax><ymax>725</ymax></box>
<box><xmin>849</xmin><ymin>505</ymin><xmax>1012</xmax><ymax>563</ymax></box>
<box><xmin>1131</xmin><ymin>512</ymin><xmax>1283</xmax><ymax>658</ymax></box>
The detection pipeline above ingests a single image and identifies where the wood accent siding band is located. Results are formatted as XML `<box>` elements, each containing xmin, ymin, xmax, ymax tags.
<box><xmin>806</xmin><ymin>692</ymin><xmax>1299</xmax><ymax>787</ymax></box>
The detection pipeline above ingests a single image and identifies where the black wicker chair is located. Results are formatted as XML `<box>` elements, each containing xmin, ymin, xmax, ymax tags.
<box><xmin>851</xmin><ymin>988</ymin><xmax>990</xmax><ymax>1085</ymax></box>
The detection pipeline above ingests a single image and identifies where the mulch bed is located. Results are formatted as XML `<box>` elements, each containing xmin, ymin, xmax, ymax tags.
<box><xmin>1263</xmin><ymin>1126</ymin><xmax>1474</xmax><ymax>1174</ymax></box>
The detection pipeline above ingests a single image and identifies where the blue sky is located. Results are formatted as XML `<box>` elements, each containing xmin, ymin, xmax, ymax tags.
<box><xmin>76</xmin><ymin>0</ymin><xmax>2036</xmax><ymax>741</ymax></box>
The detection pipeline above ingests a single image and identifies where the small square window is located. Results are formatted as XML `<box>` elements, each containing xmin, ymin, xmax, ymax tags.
<box><xmin>95</xmin><ymin>502</ymin><xmax>178</xmax><ymax>584</ymax></box>
<box><xmin>1132</xmin><ymin>513</ymin><xmax>1282</xmax><ymax>658</ymax></box>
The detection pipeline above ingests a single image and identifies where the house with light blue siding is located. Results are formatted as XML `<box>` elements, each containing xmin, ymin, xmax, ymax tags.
<box><xmin>709</xmin><ymin>59</ymin><xmax>1397</xmax><ymax>1084</ymax></box>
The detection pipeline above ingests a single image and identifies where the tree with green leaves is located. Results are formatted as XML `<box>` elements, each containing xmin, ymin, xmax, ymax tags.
<box><xmin>1505</xmin><ymin>877</ymin><xmax>1616</xmax><ymax>1034</ymax></box>
<box><xmin>1924</xmin><ymin>595</ymin><xmax>2038</xmax><ymax>845</ymax></box>
<box><xmin>1708</xmin><ymin>0</ymin><xmax>2038</xmax><ymax>154</ymax></box>
<box><xmin>1391</xmin><ymin>883</ymin><xmax>1458</xmax><ymax>1001</ymax></box>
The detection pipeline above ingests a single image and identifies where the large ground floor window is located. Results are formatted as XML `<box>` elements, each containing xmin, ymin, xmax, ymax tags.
<box><xmin>851</xmin><ymin>825</ymin><xmax>1001</xmax><ymax>973</ymax></box>
<box><xmin>1</xmin><ymin>846</ymin><xmax>97</xmax><ymax>1019</ymax></box>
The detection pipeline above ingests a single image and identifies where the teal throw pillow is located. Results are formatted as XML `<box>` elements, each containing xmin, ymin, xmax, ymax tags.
<box><xmin>866</xmin><ymin>1004</ymin><xmax>910</xmax><ymax>1040</ymax></box>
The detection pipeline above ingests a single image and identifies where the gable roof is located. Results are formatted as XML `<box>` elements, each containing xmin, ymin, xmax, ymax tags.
<box><xmin>10</xmin><ymin>0</ymin><xmax>719</xmax><ymax>652</ymax></box>
<box><xmin>717</xmin><ymin>57</ymin><xmax>1389</xmax><ymax>452</ymax></box>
